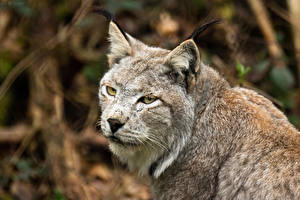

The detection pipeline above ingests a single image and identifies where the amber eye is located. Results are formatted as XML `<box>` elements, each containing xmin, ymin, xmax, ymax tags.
<box><xmin>106</xmin><ymin>86</ymin><xmax>117</xmax><ymax>96</ymax></box>
<box><xmin>140</xmin><ymin>95</ymin><xmax>157</xmax><ymax>104</ymax></box>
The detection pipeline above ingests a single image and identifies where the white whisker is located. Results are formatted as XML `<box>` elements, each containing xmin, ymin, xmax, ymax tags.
<box><xmin>123</xmin><ymin>129</ymin><xmax>169</xmax><ymax>152</ymax></box>
<box><xmin>145</xmin><ymin>135</ymin><xmax>169</xmax><ymax>152</ymax></box>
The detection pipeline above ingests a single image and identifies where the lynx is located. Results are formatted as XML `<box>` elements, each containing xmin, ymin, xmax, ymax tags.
<box><xmin>97</xmin><ymin>11</ymin><xmax>300</xmax><ymax>200</ymax></box>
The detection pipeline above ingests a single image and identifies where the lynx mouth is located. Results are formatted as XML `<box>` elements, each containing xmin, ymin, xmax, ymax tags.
<box><xmin>107</xmin><ymin>136</ymin><xmax>140</xmax><ymax>147</ymax></box>
<box><xmin>108</xmin><ymin>135</ymin><xmax>122</xmax><ymax>143</ymax></box>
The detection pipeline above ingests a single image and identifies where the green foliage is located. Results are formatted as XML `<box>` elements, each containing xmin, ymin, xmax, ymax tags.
<box><xmin>82</xmin><ymin>55</ymin><xmax>108</xmax><ymax>83</ymax></box>
<box><xmin>15</xmin><ymin>159</ymin><xmax>32</xmax><ymax>181</ymax></box>
<box><xmin>236</xmin><ymin>61</ymin><xmax>251</xmax><ymax>85</ymax></box>
<box><xmin>0</xmin><ymin>0</ymin><xmax>34</xmax><ymax>17</ymax></box>
<box><xmin>269</xmin><ymin>67</ymin><xmax>295</xmax><ymax>91</ymax></box>
<box><xmin>275</xmin><ymin>91</ymin><xmax>295</xmax><ymax>109</ymax></box>
<box><xmin>275</xmin><ymin>31</ymin><xmax>285</xmax><ymax>44</ymax></box>
<box><xmin>0</xmin><ymin>57</ymin><xmax>13</xmax><ymax>78</ymax></box>
<box><xmin>82</xmin><ymin>62</ymin><xmax>102</xmax><ymax>83</ymax></box>
<box><xmin>77</xmin><ymin>16</ymin><xmax>96</xmax><ymax>28</ymax></box>
<box><xmin>53</xmin><ymin>189</ymin><xmax>66</xmax><ymax>200</ymax></box>
<box><xmin>192</xmin><ymin>0</ymin><xmax>205</xmax><ymax>9</ymax></box>
<box><xmin>107</xmin><ymin>0</ymin><xmax>142</xmax><ymax>13</ymax></box>
<box><xmin>0</xmin><ymin>194</ymin><xmax>14</xmax><ymax>200</ymax></box>
<box><xmin>253</xmin><ymin>60</ymin><xmax>269</xmax><ymax>74</ymax></box>
<box><xmin>10</xmin><ymin>158</ymin><xmax>47</xmax><ymax>182</ymax></box>
<box><xmin>55</xmin><ymin>2</ymin><xmax>71</xmax><ymax>21</ymax></box>
<box><xmin>216</xmin><ymin>1</ymin><xmax>235</xmax><ymax>20</ymax></box>
<box><xmin>13</xmin><ymin>0</ymin><xmax>33</xmax><ymax>17</ymax></box>
<box><xmin>288</xmin><ymin>114</ymin><xmax>300</xmax><ymax>127</ymax></box>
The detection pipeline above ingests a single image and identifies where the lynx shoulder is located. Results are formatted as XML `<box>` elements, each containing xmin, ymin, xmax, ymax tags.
<box><xmin>98</xmin><ymin>14</ymin><xmax>300</xmax><ymax>200</ymax></box>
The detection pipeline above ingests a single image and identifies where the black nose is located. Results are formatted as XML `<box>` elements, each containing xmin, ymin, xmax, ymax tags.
<box><xmin>107</xmin><ymin>118</ymin><xmax>124</xmax><ymax>134</ymax></box>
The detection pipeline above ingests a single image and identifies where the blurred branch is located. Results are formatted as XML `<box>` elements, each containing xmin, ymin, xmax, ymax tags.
<box><xmin>247</xmin><ymin>0</ymin><xmax>286</xmax><ymax>68</ymax></box>
<box><xmin>0</xmin><ymin>123</ymin><xmax>28</xmax><ymax>143</ymax></box>
<box><xmin>0</xmin><ymin>0</ymin><xmax>93</xmax><ymax>101</ymax></box>
<box><xmin>288</xmin><ymin>0</ymin><xmax>300</xmax><ymax>85</ymax></box>
<box><xmin>9</xmin><ymin>127</ymin><xmax>39</xmax><ymax>164</ymax></box>
<box><xmin>29</xmin><ymin>54</ymin><xmax>94</xmax><ymax>199</ymax></box>
<box><xmin>1</xmin><ymin>0</ymin><xmax>97</xmax><ymax>198</ymax></box>
<box><xmin>0</xmin><ymin>51</ymin><xmax>42</xmax><ymax>100</ymax></box>
<box><xmin>70</xmin><ymin>31</ymin><xmax>104</xmax><ymax>62</ymax></box>
<box><xmin>0</xmin><ymin>10</ymin><xmax>10</xmax><ymax>41</ymax></box>
<box><xmin>266</xmin><ymin>2</ymin><xmax>290</xmax><ymax>23</ymax></box>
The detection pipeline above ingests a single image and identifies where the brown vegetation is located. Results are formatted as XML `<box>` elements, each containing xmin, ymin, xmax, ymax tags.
<box><xmin>0</xmin><ymin>0</ymin><xmax>299</xmax><ymax>199</ymax></box>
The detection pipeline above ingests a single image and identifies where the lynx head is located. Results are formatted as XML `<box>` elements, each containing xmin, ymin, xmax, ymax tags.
<box><xmin>98</xmin><ymin>15</ymin><xmax>217</xmax><ymax>177</ymax></box>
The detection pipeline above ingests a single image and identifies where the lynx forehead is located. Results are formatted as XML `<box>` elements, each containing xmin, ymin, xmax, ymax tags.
<box><xmin>98</xmin><ymin>12</ymin><xmax>300</xmax><ymax>200</ymax></box>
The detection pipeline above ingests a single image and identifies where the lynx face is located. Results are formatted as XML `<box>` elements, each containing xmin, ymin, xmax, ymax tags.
<box><xmin>99</xmin><ymin>21</ymin><xmax>200</xmax><ymax>177</ymax></box>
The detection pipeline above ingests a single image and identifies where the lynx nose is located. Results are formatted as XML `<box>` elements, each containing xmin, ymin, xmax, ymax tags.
<box><xmin>107</xmin><ymin>118</ymin><xmax>124</xmax><ymax>134</ymax></box>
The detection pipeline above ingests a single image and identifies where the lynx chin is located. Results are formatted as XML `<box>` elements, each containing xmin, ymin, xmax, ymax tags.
<box><xmin>97</xmin><ymin>12</ymin><xmax>300</xmax><ymax>200</ymax></box>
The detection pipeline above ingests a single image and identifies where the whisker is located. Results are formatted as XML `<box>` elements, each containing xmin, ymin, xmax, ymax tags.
<box><xmin>145</xmin><ymin>135</ymin><xmax>169</xmax><ymax>152</ymax></box>
<box><xmin>122</xmin><ymin>129</ymin><xmax>170</xmax><ymax>152</ymax></box>
<box><xmin>147</xmin><ymin>134</ymin><xmax>170</xmax><ymax>149</ymax></box>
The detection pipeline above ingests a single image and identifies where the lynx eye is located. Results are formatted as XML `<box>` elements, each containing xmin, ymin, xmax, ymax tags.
<box><xmin>106</xmin><ymin>86</ymin><xmax>117</xmax><ymax>96</ymax></box>
<box><xmin>140</xmin><ymin>95</ymin><xmax>157</xmax><ymax>104</ymax></box>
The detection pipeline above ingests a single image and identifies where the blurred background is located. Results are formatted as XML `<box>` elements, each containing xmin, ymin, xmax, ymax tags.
<box><xmin>0</xmin><ymin>0</ymin><xmax>299</xmax><ymax>199</ymax></box>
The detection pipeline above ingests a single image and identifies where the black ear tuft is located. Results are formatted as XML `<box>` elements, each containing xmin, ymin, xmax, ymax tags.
<box><xmin>93</xmin><ymin>8</ymin><xmax>115</xmax><ymax>21</ymax></box>
<box><xmin>186</xmin><ymin>19</ymin><xmax>222</xmax><ymax>41</ymax></box>
<box><xmin>93</xmin><ymin>8</ymin><xmax>129</xmax><ymax>41</ymax></box>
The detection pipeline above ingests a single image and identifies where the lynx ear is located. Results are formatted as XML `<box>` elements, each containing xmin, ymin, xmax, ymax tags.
<box><xmin>164</xmin><ymin>39</ymin><xmax>200</xmax><ymax>90</ymax></box>
<box><xmin>107</xmin><ymin>21</ymin><xmax>132</xmax><ymax>67</ymax></box>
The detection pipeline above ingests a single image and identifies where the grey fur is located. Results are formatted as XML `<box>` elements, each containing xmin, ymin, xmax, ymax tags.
<box><xmin>99</xmin><ymin>21</ymin><xmax>300</xmax><ymax>200</ymax></box>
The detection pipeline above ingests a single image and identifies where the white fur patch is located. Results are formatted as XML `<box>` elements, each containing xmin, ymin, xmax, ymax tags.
<box><xmin>153</xmin><ymin>150</ymin><xmax>179</xmax><ymax>178</ymax></box>
<box><xmin>109</xmin><ymin>138</ymin><xmax>164</xmax><ymax>175</ymax></box>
